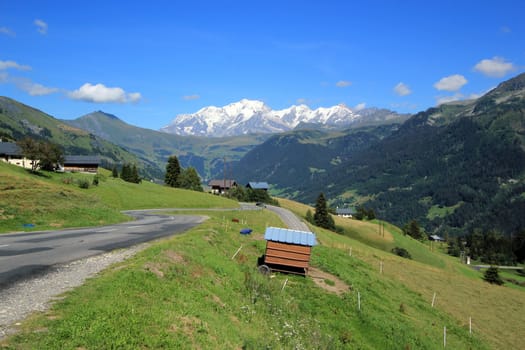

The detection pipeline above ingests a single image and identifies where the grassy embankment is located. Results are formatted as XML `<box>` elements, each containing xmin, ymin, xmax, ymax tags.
<box><xmin>0</xmin><ymin>162</ymin><xmax>238</xmax><ymax>233</ymax></box>
<box><xmin>0</xmin><ymin>162</ymin><xmax>523</xmax><ymax>349</ymax></box>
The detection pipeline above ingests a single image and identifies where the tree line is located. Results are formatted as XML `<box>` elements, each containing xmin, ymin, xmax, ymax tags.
<box><xmin>164</xmin><ymin>155</ymin><xmax>203</xmax><ymax>191</ymax></box>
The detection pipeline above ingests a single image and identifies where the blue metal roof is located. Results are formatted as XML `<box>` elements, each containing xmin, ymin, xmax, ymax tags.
<box><xmin>247</xmin><ymin>182</ymin><xmax>269</xmax><ymax>190</ymax></box>
<box><xmin>264</xmin><ymin>227</ymin><xmax>317</xmax><ymax>246</ymax></box>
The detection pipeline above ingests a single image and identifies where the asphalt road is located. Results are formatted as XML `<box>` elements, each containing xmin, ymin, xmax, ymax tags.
<box><xmin>0</xmin><ymin>210</ymin><xmax>207</xmax><ymax>287</ymax></box>
<box><xmin>265</xmin><ymin>205</ymin><xmax>311</xmax><ymax>232</ymax></box>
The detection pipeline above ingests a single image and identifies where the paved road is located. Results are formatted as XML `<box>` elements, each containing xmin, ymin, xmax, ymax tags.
<box><xmin>265</xmin><ymin>205</ymin><xmax>311</xmax><ymax>232</ymax></box>
<box><xmin>0</xmin><ymin>210</ymin><xmax>206</xmax><ymax>287</ymax></box>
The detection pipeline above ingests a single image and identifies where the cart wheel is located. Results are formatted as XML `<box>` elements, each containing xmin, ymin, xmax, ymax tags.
<box><xmin>258</xmin><ymin>264</ymin><xmax>270</xmax><ymax>275</ymax></box>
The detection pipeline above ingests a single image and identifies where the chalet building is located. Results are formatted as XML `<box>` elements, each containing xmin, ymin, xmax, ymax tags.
<box><xmin>61</xmin><ymin>155</ymin><xmax>100</xmax><ymax>173</ymax></box>
<box><xmin>0</xmin><ymin>142</ymin><xmax>34</xmax><ymax>169</ymax></box>
<box><xmin>246</xmin><ymin>181</ymin><xmax>269</xmax><ymax>191</ymax></box>
<box><xmin>259</xmin><ymin>227</ymin><xmax>317</xmax><ymax>276</ymax></box>
<box><xmin>429</xmin><ymin>234</ymin><xmax>445</xmax><ymax>242</ymax></box>
<box><xmin>336</xmin><ymin>208</ymin><xmax>356</xmax><ymax>218</ymax></box>
<box><xmin>208</xmin><ymin>179</ymin><xmax>237</xmax><ymax>194</ymax></box>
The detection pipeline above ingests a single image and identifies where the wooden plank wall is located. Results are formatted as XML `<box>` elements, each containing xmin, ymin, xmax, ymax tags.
<box><xmin>264</xmin><ymin>241</ymin><xmax>312</xmax><ymax>269</ymax></box>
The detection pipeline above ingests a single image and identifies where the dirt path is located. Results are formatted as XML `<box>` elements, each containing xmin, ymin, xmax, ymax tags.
<box><xmin>309</xmin><ymin>267</ymin><xmax>351</xmax><ymax>295</ymax></box>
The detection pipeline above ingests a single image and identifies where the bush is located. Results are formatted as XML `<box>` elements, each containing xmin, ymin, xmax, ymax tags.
<box><xmin>391</xmin><ymin>247</ymin><xmax>412</xmax><ymax>259</ymax></box>
<box><xmin>483</xmin><ymin>266</ymin><xmax>504</xmax><ymax>285</ymax></box>
<box><xmin>77</xmin><ymin>179</ymin><xmax>90</xmax><ymax>189</ymax></box>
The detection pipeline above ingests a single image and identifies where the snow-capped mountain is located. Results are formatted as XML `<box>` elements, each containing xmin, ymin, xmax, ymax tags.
<box><xmin>160</xmin><ymin>99</ymin><xmax>407</xmax><ymax>137</ymax></box>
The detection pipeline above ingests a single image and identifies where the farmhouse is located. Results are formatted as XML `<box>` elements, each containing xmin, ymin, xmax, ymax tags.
<box><xmin>246</xmin><ymin>181</ymin><xmax>269</xmax><ymax>191</ymax></box>
<box><xmin>0</xmin><ymin>141</ymin><xmax>34</xmax><ymax>169</ymax></box>
<box><xmin>259</xmin><ymin>227</ymin><xmax>317</xmax><ymax>275</ymax></box>
<box><xmin>61</xmin><ymin>155</ymin><xmax>100</xmax><ymax>173</ymax></box>
<box><xmin>336</xmin><ymin>207</ymin><xmax>356</xmax><ymax>218</ymax></box>
<box><xmin>208</xmin><ymin>179</ymin><xmax>237</xmax><ymax>194</ymax></box>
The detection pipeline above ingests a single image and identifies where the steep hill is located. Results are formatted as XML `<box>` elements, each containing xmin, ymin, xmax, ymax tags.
<box><xmin>0</xmin><ymin>97</ymin><xmax>146</xmax><ymax>175</ymax></box>
<box><xmin>232</xmin><ymin>73</ymin><xmax>525</xmax><ymax>237</ymax></box>
<box><xmin>305</xmin><ymin>72</ymin><xmax>525</xmax><ymax>236</ymax></box>
<box><xmin>65</xmin><ymin>111</ymin><xmax>270</xmax><ymax>181</ymax></box>
<box><xmin>233</xmin><ymin>125</ymin><xmax>399</xmax><ymax>193</ymax></box>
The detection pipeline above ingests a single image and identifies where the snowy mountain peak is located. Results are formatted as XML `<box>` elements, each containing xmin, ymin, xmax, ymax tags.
<box><xmin>160</xmin><ymin>100</ymin><xmax>407</xmax><ymax>137</ymax></box>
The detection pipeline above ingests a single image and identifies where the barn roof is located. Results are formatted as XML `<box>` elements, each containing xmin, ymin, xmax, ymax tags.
<box><xmin>208</xmin><ymin>179</ymin><xmax>236</xmax><ymax>187</ymax></box>
<box><xmin>63</xmin><ymin>155</ymin><xmax>100</xmax><ymax>165</ymax></box>
<box><xmin>0</xmin><ymin>142</ymin><xmax>22</xmax><ymax>156</ymax></box>
<box><xmin>264</xmin><ymin>227</ymin><xmax>317</xmax><ymax>247</ymax></box>
<box><xmin>247</xmin><ymin>181</ymin><xmax>269</xmax><ymax>190</ymax></box>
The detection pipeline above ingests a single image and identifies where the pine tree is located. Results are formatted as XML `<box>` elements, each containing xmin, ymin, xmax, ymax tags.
<box><xmin>305</xmin><ymin>209</ymin><xmax>314</xmax><ymax>224</ymax></box>
<box><xmin>165</xmin><ymin>155</ymin><xmax>181</xmax><ymax>187</ymax></box>
<box><xmin>178</xmin><ymin>167</ymin><xmax>203</xmax><ymax>191</ymax></box>
<box><xmin>112</xmin><ymin>165</ymin><xmax>118</xmax><ymax>178</ymax></box>
<box><xmin>483</xmin><ymin>266</ymin><xmax>504</xmax><ymax>285</ymax></box>
<box><xmin>314</xmin><ymin>192</ymin><xmax>335</xmax><ymax>230</ymax></box>
<box><xmin>131</xmin><ymin>164</ymin><xmax>141</xmax><ymax>183</ymax></box>
<box><xmin>120</xmin><ymin>163</ymin><xmax>130</xmax><ymax>181</ymax></box>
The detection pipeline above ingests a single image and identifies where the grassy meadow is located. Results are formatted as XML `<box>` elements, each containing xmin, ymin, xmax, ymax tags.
<box><xmin>0</xmin><ymin>163</ymin><xmax>523</xmax><ymax>349</ymax></box>
<box><xmin>0</xmin><ymin>162</ymin><xmax>238</xmax><ymax>233</ymax></box>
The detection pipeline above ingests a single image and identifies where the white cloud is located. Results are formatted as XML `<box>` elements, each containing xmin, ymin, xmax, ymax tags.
<box><xmin>0</xmin><ymin>27</ymin><xmax>15</xmax><ymax>37</ymax></box>
<box><xmin>34</xmin><ymin>19</ymin><xmax>48</xmax><ymax>35</ymax></box>
<box><xmin>68</xmin><ymin>83</ymin><xmax>142</xmax><ymax>103</ymax></box>
<box><xmin>12</xmin><ymin>77</ymin><xmax>58</xmax><ymax>96</ymax></box>
<box><xmin>0</xmin><ymin>71</ymin><xmax>8</xmax><ymax>83</ymax></box>
<box><xmin>296</xmin><ymin>98</ymin><xmax>309</xmax><ymax>105</ymax></box>
<box><xmin>433</xmin><ymin>74</ymin><xmax>467</xmax><ymax>92</ymax></box>
<box><xmin>336</xmin><ymin>80</ymin><xmax>352</xmax><ymax>88</ymax></box>
<box><xmin>354</xmin><ymin>102</ymin><xmax>366</xmax><ymax>111</ymax></box>
<box><xmin>182</xmin><ymin>94</ymin><xmax>200</xmax><ymax>101</ymax></box>
<box><xmin>0</xmin><ymin>60</ymin><xmax>31</xmax><ymax>71</ymax></box>
<box><xmin>473</xmin><ymin>57</ymin><xmax>516</xmax><ymax>77</ymax></box>
<box><xmin>394</xmin><ymin>82</ymin><xmax>411</xmax><ymax>96</ymax></box>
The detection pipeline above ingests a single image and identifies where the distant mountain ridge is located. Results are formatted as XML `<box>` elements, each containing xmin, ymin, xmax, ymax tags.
<box><xmin>160</xmin><ymin>99</ymin><xmax>409</xmax><ymax>137</ymax></box>
<box><xmin>234</xmin><ymin>72</ymin><xmax>525</xmax><ymax>238</ymax></box>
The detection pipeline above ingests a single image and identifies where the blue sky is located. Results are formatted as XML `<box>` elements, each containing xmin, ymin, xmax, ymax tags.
<box><xmin>1</xmin><ymin>0</ymin><xmax>524</xmax><ymax>130</ymax></box>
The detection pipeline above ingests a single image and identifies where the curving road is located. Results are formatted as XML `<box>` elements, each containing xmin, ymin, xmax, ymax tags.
<box><xmin>0</xmin><ymin>210</ymin><xmax>207</xmax><ymax>287</ymax></box>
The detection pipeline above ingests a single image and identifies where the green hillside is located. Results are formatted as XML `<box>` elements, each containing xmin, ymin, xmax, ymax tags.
<box><xmin>64</xmin><ymin>111</ymin><xmax>270</xmax><ymax>181</ymax></box>
<box><xmin>0</xmin><ymin>162</ymin><xmax>238</xmax><ymax>233</ymax></box>
<box><xmin>0</xmin><ymin>162</ymin><xmax>523</xmax><ymax>349</ymax></box>
<box><xmin>0</xmin><ymin>97</ymin><xmax>151</xmax><ymax>175</ymax></box>
<box><xmin>230</xmin><ymin>73</ymin><xmax>525</xmax><ymax>240</ymax></box>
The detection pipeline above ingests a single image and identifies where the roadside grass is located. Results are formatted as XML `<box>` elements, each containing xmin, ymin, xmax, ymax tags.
<box><xmin>0</xmin><ymin>163</ymin><xmax>237</xmax><ymax>233</ymax></box>
<box><xmin>1</xmin><ymin>210</ymin><xmax>489</xmax><ymax>349</ymax></box>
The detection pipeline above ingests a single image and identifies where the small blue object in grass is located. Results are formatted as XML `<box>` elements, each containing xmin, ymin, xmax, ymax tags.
<box><xmin>240</xmin><ymin>228</ymin><xmax>252</xmax><ymax>235</ymax></box>
<box><xmin>23</xmin><ymin>223</ymin><xmax>35</xmax><ymax>228</ymax></box>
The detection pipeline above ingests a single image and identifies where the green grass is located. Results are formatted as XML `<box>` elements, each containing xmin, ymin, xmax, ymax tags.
<box><xmin>1</xmin><ymin>210</ymin><xmax>489</xmax><ymax>349</ymax></box>
<box><xmin>1</xmin><ymin>162</ymin><xmax>523</xmax><ymax>349</ymax></box>
<box><xmin>0</xmin><ymin>162</ymin><xmax>238</xmax><ymax>233</ymax></box>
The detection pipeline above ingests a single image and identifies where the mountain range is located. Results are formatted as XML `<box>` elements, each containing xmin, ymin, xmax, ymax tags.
<box><xmin>235</xmin><ymin>72</ymin><xmax>525</xmax><ymax>237</ymax></box>
<box><xmin>160</xmin><ymin>99</ymin><xmax>409</xmax><ymax>137</ymax></box>
<box><xmin>2</xmin><ymin>72</ymin><xmax>524</xmax><ymax>239</ymax></box>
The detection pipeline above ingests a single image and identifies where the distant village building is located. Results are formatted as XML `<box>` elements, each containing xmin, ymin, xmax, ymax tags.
<box><xmin>246</xmin><ymin>181</ymin><xmax>269</xmax><ymax>191</ymax></box>
<box><xmin>429</xmin><ymin>234</ymin><xmax>445</xmax><ymax>242</ymax></box>
<box><xmin>208</xmin><ymin>179</ymin><xmax>237</xmax><ymax>194</ymax></box>
<box><xmin>61</xmin><ymin>155</ymin><xmax>100</xmax><ymax>173</ymax></box>
<box><xmin>336</xmin><ymin>207</ymin><xmax>356</xmax><ymax>218</ymax></box>
<box><xmin>0</xmin><ymin>142</ymin><xmax>34</xmax><ymax>169</ymax></box>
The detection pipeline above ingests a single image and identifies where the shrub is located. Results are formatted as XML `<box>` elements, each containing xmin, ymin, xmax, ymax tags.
<box><xmin>483</xmin><ymin>266</ymin><xmax>504</xmax><ymax>285</ymax></box>
<box><xmin>391</xmin><ymin>247</ymin><xmax>412</xmax><ymax>259</ymax></box>
<box><xmin>77</xmin><ymin>179</ymin><xmax>90</xmax><ymax>189</ymax></box>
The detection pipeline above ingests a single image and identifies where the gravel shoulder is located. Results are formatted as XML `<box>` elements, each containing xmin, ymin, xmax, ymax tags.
<box><xmin>0</xmin><ymin>243</ymin><xmax>148</xmax><ymax>339</ymax></box>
